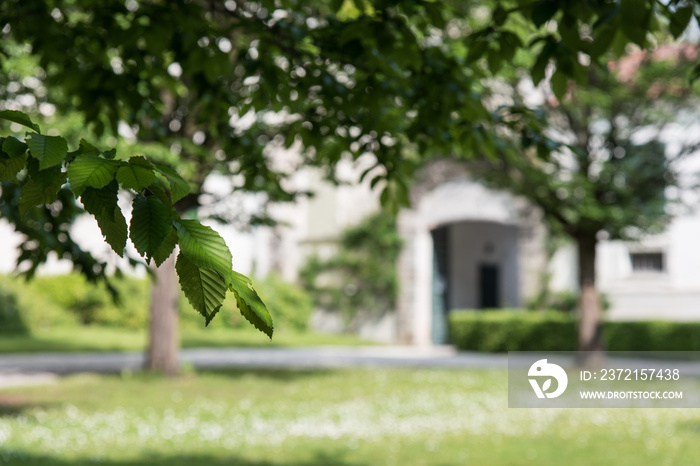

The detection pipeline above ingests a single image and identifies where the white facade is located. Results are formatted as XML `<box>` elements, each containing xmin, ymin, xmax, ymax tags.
<box><xmin>3</xmin><ymin>149</ymin><xmax>700</xmax><ymax>345</ymax></box>
<box><xmin>596</xmin><ymin>215</ymin><xmax>700</xmax><ymax>321</ymax></box>
<box><xmin>291</xmin><ymin>156</ymin><xmax>700</xmax><ymax>345</ymax></box>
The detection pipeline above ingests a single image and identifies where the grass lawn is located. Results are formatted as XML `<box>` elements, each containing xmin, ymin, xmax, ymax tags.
<box><xmin>0</xmin><ymin>327</ymin><xmax>372</xmax><ymax>354</ymax></box>
<box><xmin>1</xmin><ymin>368</ymin><xmax>699</xmax><ymax>465</ymax></box>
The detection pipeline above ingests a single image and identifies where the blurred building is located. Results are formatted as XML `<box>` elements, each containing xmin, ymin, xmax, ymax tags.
<box><xmin>2</xmin><ymin>145</ymin><xmax>700</xmax><ymax>346</ymax></box>
<box><xmin>275</xmin><ymin>154</ymin><xmax>700</xmax><ymax>346</ymax></box>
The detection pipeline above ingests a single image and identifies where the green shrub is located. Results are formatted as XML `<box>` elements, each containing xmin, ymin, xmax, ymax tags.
<box><xmin>255</xmin><ymin>273</ymin><xmax>313</xmax><ymax>332</ymax></box>
<box><xmin>300</xmin><ymin>212</ymin><xmax>402</xmax><ymax>325</ymax></box>
<box><xmin>0</xmin><ymin>275</ymin><xmax>78</xmax><ymax>331</ymax></box>
<box><xmin>33</xmin><ymin>274</ymin><xmax>108</xmax><ymax>325</ymax></box>
<box><xmin>25</xmin><ymin>274</ymin><xmax>150</xmax><ymax>329</ymax></box>
<box><xmin>449</xmin><ymin>311</ymin><xmax>577</xmax><ymax>352</ymax></box>
<box><xmin>0</xmin><ymin>280</ymin><xmax>29</xmax><ymax>335</ymax></box>
<box><xmin>448</xmin><ymin>310</ymin><xmax>700</xmax><ymax>352</ymax></box>
<box><xmin>3</xmin><ymin>270</ymin><xmax>312</xmax><ymax>334</ymax></box>
<box><xmin>604</xmin><ymin>321</ymin><xmax>700</xmax><ymax>352</ymax></box>
<box><xmin>93</xmin><ymin>277</ymin><xmax>150</xmax><ymax>328</ymax></box>
<box><xmin>0</xmin><ymin>274</ymin><xmax>150</xmax><ymax>332</ymax></box>
<box><xmin>526</xmin><ymin>290</ymin><xmax>610</xmax><ymax>313</ymax></box>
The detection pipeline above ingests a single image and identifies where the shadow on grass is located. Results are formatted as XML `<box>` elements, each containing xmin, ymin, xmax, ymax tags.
<box><xmin>180</xmin><ymin>337</ymin><xmax>283</xmax><ymax>349</ymax></box>
<box><xmin>198</xmin><ymin>368</ymin><xmax>338</xmax><ymax>382</ymax></box>
<box><xmin>0</xmin><ymin>402</ymin><xmax>56</xmax><ymax>417</ymax></box>
<box><xmin>0</xmin><ymin>394</ymin><xmax>57</xmax><ymax>417</ymax></box>
<box><xmin>0</xmin><ymin>451</ymin><xmax>370</xmax><ymax>466</ymax></box>
<box><xmin>0</xmin><ymin>336</ymin><xmax>142</xmax><ymax>354</ymax></box>
<box><xmin>676</xmin><ymin>419</ymin><xmax>700</xmax><ymax>434</ymax></box>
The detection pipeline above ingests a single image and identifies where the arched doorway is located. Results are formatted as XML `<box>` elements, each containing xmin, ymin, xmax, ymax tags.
<box><xmin>395</xmin><ymin>160</ymin><xmax>546</xmax><ymax>346</ymax></box>
<box><xmin>430</xmin><ymin>221</ymin><xmax>520</xmax><ymax>344</ymax></box>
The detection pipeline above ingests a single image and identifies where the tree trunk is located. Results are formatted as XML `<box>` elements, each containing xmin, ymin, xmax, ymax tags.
<box><xmin>145</xmin><ymin>253</ymin><xmax>179</xmax><ymax>375</ymax></box>
<box><xmin>576</xmin><ymin>234</ymin><xmax>604</xmax><ymax>366</ymax></box>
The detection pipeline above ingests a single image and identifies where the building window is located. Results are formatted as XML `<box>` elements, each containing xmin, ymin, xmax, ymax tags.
<box><xmin>630</xmin><ymin>252</ymin><xmax>664</xmax><ymax>272</ymax></box>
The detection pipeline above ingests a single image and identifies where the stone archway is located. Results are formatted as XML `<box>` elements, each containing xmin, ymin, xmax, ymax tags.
<box><xmin>394</xmin><ymin>160</ymin><xmax>547</xmax><ymax>345</ymax></box>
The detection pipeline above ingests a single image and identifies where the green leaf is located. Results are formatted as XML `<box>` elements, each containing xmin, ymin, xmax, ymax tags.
<box><xmin>175</xmin><ymin>219</ymin><xmax>232</xmax><ymax>278</ymax></box>
<box><xmin>0</xmin><ymin>153</ymin><xmax>27</xmax><ymax>181</ymax></box>
<box><xmin>67</xmin><ymin>155</ymin><xmax>119</xmax><ymax>196</ymax></box>
<box><xmin>176</xmin><ymin>252</ymin><xmax>227</xmax><ymax>325</ymax></box>
<box><xmin>2</xmin><ymin>136</ymin><xmax>28</xmax><ymax>158</ymax></box>
<box><xmin>424</xmin><ymin>2</ymin><xmax>446</xmax><ymax>28</ymax></box>
<box><xmin>117</xmin><ymin>156</ymin><xmax>156</xmax><ymax>191</ymax></box>
<box><xmin>550</xmin><ymin>69</ymin><xmax>567</xmax><ymax>100</ymax></box>
<box><xmin>0</xmin><ymin>138</ymin><xmax>28</xmax><ymax>181</ymax></box>
<box><xmin>75</xmin><ymin>139</ymin><xmax>117</xmax><ymax>160</ymax></box>
<box><xmin>588</xmin><ymin>24</ymin><xmax>616</xmax><ymax>58</ymax></box>
<box><xmin>0</xmin><ymin>110</ymin><xmax>41</xmax><ymax>133</ymax></box>
<box><xmin>80</xmin><ymin>181</ymin><xmax>119</xmax><ymax>222</ymax></box>
<box><xmin>531</xmin><ymin>0</ymin><xmax>558</xmax><ymax>28</ymax></box>
<box><xmin>94</xmin><ymin>206</ymin><xmax>128</xmax><ymax>257</ymax></box>
<box><xmin>129</xmin><ymin>194</ymin><xmax>174</xmax><ymax>260</ymax></box>
<box><xmin>492</xmin><ymin>6</ymin><xmax>508</xmax><ymax>25</ymax></box>
<box><xmin>19</xmin><ymin>170</ymin><xmax>67</xmax><ymax>216</ymax></box>
<box><xmin>690</xmin><ymin>62</ymin><xmax>700</xmax><ymax>84</ymax></box>
<box><xmin>670</xmin><ymin>6</ymin><xmax>693</xmax><ymax>39</ymax></box>
<box><xmin>487</xmin><ymin>50</ymin><xmax>503</xmax><ymax>75</ymax></box>
<box><xmin>156</xmin><ymin>165</ymin><xmax>190</xmax><ymax>203</ymax></box>
<box><xmin>78</xmin><ymin>139</ymin><xmax>102</xmax><ymax>156</ymax></box>
<box><xmin>146</xmin><ymin>176</ymin><xmax>174</xmax><ymax>208</ymax></box>
<box><xmin>610</xmin><ymin>29</ymin><xmax>629</xmax><ymax>57</ymax></box>
<box><xmin>152</xmin><ymin>227</ymin><xmax>178</xmax><ymax>267</ymax></box>
<box><xmin>466</xmin><ymin>39</ymin><xmax>489</xmax><ymax>64</ymax></box>
<box><xmin>26</xmin><ymin>133</ymin><xmax>68</xmax><ymax>170</ymax></box>
<box><xmin>103</xmin><ymin>148</ymin><xmax>117</xmax><ymax>160</ymax></box>
<box><xmin>620</xmin><ymin>0</ymin><xmax>649</xmax><ymax>46</ymax></box>
<box><xmin>499</xmin><ymin>31</ymin><xmax>522</xmax><ymax>63</ymax></box>
<box><xmin>337</xmin><ymin>0</ymin><xmax>361</xmax><ymax>21</ymax></box>
<box><xmin>531</xmin><ymin>40</ymin><xmax>555</xmax><ymax>85</ymax></box>
<box><xmin>558</xmin><ymin>17</ymin><xmax>581</xmax><ymax>50</ymax></box>
<box><xmin>229</xmin><ymin>270</ymin><xmax>273</xmax><ymax>338</ymax></box>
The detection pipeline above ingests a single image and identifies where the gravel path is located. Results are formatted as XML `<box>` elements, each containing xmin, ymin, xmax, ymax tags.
<box><xmin>0</xmin><ymin>346</ymin><xmax>509</xmax><ymax>388</ymax></box>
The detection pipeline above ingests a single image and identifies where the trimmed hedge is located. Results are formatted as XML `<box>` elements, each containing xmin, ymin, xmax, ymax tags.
<box><xmin>448</xmin><ymin>310</ymin><xmax>700</xmax><ymax>352</ymax></box>
<box><xmin>0</xmin><ymin>274</ymin><xmax>147</xmax><ymax>331</ymax></box>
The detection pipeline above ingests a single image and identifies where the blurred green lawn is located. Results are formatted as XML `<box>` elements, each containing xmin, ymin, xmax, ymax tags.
<box><xmin>0</xmin><ymin>327</ymin><xmax>372</xmax><ymax>353</ymax></box>
<box><xmin>1</xmin><ymin>368</ymin><xmax>699</xmax><ymax>465</ymax></box>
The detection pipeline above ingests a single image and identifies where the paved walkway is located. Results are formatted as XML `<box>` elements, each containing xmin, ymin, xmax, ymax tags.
<box><xmin>0</xmin><ymin>346</ymin><xmax>509</xmax><ymax>386</ymax></box>
<box><xmin>4</xmin><ymin>348</ymin><xmax>700</xmax><ymax>389</ymax></box>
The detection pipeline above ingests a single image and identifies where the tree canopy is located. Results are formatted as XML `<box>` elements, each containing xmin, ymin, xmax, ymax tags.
<box><xmin>0</xmin><ymin>0</ymin><xmax>698</xmax><ymax>337</ymax></box>
<box><xmin>475</xmin><ymin>44</ymin><xmax>700</xmax><ymax>241</ymax></box>
<box><xmin>0</xmin><ymin>110</ymin><xmax>274</xmax><ymax>336</ymax></box>
<box><xmin>468</xmin><ymin>42</ymin><xmax>700</xmax><ymax>355</ymax></box>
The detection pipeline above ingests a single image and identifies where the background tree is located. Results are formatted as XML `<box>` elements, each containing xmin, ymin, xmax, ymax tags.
<box><xmin>1</xmin><ymin>0</ymin><xmax>493</xmax><ymax>373</ymax></box>
<box><xmin>300</xmin><ymin>212</ymin><xmax>402</xmax><ymax>330</ymax></box>
<box><xmin>470</xmin><ymin>43</ymin><xmax>700</xmax><ymax>360</ymax></box>
<box><xmin>1</xmin><ymin>0</ymin><xmax>697</xmax><ymax>370</ymax></box>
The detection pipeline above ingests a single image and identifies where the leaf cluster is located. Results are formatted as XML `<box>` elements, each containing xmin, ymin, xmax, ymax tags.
<box><xmin>462</xmin><ymin>0</ymin><xmax>700</xmax><ymax>101</ymax></box>
<box><xmin>0</xmin><ymin>111</ymin><xmax>272</xmax><ymax>336</ymax></box>
<box><xmin>1</xmin><ymin>0</ymin><xmax>696</xmax><ymax>209</ymax></box>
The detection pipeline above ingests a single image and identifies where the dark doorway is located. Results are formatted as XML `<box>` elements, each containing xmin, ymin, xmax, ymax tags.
<box><xmin>479</xmin><ymin>264</ymin><xmax>499</xmax><ymax>309</ymax></box>
<box><xmin>431</xmin><ymin>227</ymin><xmax>450</xmax><ymax>344</ymax></box>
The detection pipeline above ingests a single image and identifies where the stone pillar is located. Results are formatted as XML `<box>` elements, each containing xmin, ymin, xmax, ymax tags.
<box><xmin>516</xmin><ymin>204</ymin><xmax>549</xmax><ymax>305</ymax></box>
<box><xmin>395</xmin><ymin>209</ymin><xmax>434</xmax><ymax>346</ymax></box>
